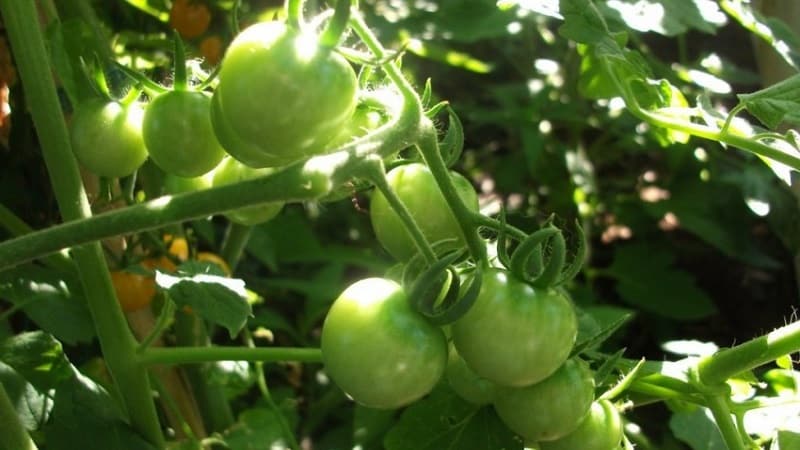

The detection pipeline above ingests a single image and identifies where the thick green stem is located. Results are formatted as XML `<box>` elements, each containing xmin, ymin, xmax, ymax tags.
<box><xmin>286</xmin><ymin>0</ymin><xmax>303</xmax><ymax>29</ymax></box>
<box><xmin>0</xmin><ymin>203</ymin><xmax>75</xmax><ymax>273</ymax></box>
<box><xmin>361</xmin><ymin>161</ymin><xmax>437</xmax><ymax>264</ymax></box>
<box><xmin>137</xmin><ymin>346</ymin><xmax>323</xmax><ymax>365</ymax></box>
<box><xmin>220</xmin><ymin>223</ymin><xmax>253</xmax><ymax>272</ymax></box>
<box><xmin>416</xmin><ymin>123</ymin><xmax>487</xmax><ymax>263</ymax></box>
<box><xmin>0</xmin><ymin>382</ymin><xmax>37</xmax><ymax>450</ymax></box>
<box><xmin>704</xmin><ymin>394</ymin><xmax>747</xmax><ymax>450</ymax></box>
<box><xmin>0</xmin><ymin>0</ymin><xmax>164</xmax><ymax>445</ymax></box>
<box><xmin>697</xmin><ymin>320</ymin><xmax>800</xmax><ymax>384</ymax></box>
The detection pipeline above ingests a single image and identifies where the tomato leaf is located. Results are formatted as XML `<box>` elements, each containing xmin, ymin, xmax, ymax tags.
<box><xmin>738</xmin><ymin>74</ymin><xmax>800</xmax><ymax>129</ymax></box>
<box><xmin>0</xmin><ymin>361</ymin><xmax>53</xmax><ymax>429</ymax></box>
<box><xmin>0</xmin><ymin>265</ymin><xmax>95</xmax><ymax>345</ymax></box>
<box><xmin>222</xmin><ymin>407</ymin><xmax>292</xmax><ymax>450</ymax></box>
<box><xmin>384</xmin><ymin>386</ymin><xmax>522</xmax><ymax>450</ymax></box>
<box><xmin>607</xmin><ymin>243</ymin><xmax>716</xmax><ymax>320</ymax></box>
<box><xmin>157</xmin><ymin>266</ymin><xmax>252</xmax><ymax>338</ymax></box>
<box><xmin>0</xmin><ymin>331</ymin><xmax>73</xmax><ymax>391</ymax></box>
<box><xmin>601</xmin><ymin>0</ymin><xmax>725</xmax><ymax>36</ymax></box>
<box><xmin>669</xmin><ymin>407</ymin><xmax>727</xmax><ymax>450</ymax></box>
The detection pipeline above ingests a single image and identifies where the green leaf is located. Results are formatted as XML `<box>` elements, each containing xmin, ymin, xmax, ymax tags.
<box><xmin>0</xmin><ymin>265</ymin><xmax>95</xmax><ymax>345</ymax></box>
<box><xmin>156</xmin><ymin>268</ymin><xmax>252</xmax><ymax>338</ymax></box>
<box><xmin>607</xmin><ymin>243</ymin><xmax>716</xmax><ymax>320</ymax></box>
<box><xmin>558</xmin><ymin>0</ymin><xmax>615</xmax><ymax>46</ymax></box>
<box><xmin>384</xmin><ymin>386</ymin><xmax>522</xmax><ymax>450</ymax></box>
<box><xmin>739</xmin><ymin>74</ymin><xmax>800</xmax><ymax>129</ymax></box>
<box><xmin>0</xmin><ymin>361</ymin><xmax>53</xmax><ymax>430</ymax></box>
<box><xmin>354</xmin><ymin>406</ymin><xmax>396</xmax><ymax>450</ymax></box>
<box><xmin>0</xmin><ymin>331</ymin><xmax>73</xmax><ymax>391</ymax></box>
<box><xmin>778</xmin><ymin>430</ymin><xmax>800</xmax><ymax>450</ymax></box>
<box><xmin>669</xmin><ymin>407</ymin><xmax>727</xmax><ymax>450</ymax></box>
<box><xmin>223</xmin><ymin>407</ymin><xmax>292</xmax><ymax>450</ymax></box>
<box><xmin>600</xmin><ymin>0</ymin><xmax>725</xmax><ymax>36</ymax></box>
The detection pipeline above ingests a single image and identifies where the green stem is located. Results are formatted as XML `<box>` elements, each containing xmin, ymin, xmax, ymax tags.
<box><xmin>137</xmin><ymin>346</ymin><xmax>323</xmax><ymax>365</ymax></box>
<box><xmin>173</xmin><ymin>311</ymin><xmax>235</xmax><ymax>432</ymax></box>
<box><xmin>704</xmin><ymin>394</ymin><xmax>746</xmax><ymax>450</ymax></box>
<box><xmin>319</xmin><ymin>0</ymin><xmax>351</xmax><ymax>49</ymax></box>
<box><xmin>137</xmin><ymin>298</ymin><xmax>175</xmax><ymax>351</ymax></box>
<box><xmin>697</xmin><ymin>320</ymin><xmax>800</xmax><ymax>385</ymax></box>
<box><xmin>415</xmin><ymin>122</ymin><xmax>487</xmax><ymax>263</ymax></box>
<box><xmin>0</xmin><ymin>381</ymin><xmax>37</xmax><ymax>450</ymax></box>
<box><xmin>603</xmin><ymin>60</ymin><xmax>800</xmax><ymax>171</ymax></box>
<box><xmin>243</xmin><ymin>329</ymin><xmax>299</xmax><ymax>450</ymax></box>
<box><xmin>361</xmin><ymin>160</ymin><xmax>437</xmax><ymax>264</ymax></box>
<box><xmin>286</xmin><ymin>0</ymin><xmax>303</xmax><ymax>29</ymax></box>
<box><xmin>0</xmin><ymin>0</ymin><xmax>164</xmax><ymax>445</ymax></box>
<box><xmin>0</xmin><ymin>203</ymin><xmax>75</xmax><ymax>273</ymax></box>
<box><xmin>220</xmin><ymin>223</ymin><xmax>253</xmax><ymax>272</ymax></box>
<box><xmin>470</xmin><ymin>211</ymin><xmax>528</xmax><ymax>242</ymax></box>
<box><xmin>172</xmin><ymin>31</ymin><xmax>187</xmax><ymax>91</ymax></box>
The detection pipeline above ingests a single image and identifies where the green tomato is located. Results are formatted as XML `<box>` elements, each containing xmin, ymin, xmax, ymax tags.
<box><xmin>143</xmin><ymin>90</ymin><xmax>226</xmax><ymax>177</ymax></box>
<box><xmin>211</xmin><ymin>157</ymin><xmax>284</xmax><ymax>225</ymax></box>
<box><xmin>494</xmin><ymin>358</ymin><xmax>595</xmax><ymax>442</ymax></box>
<box><xmin>213</xmin><ymin>21</ymin><xmax>358</xmax><ymax>167</ymax></box>
<box><xmin>329</xmin><ymin>103</ymin><xmax>387</xmax><ymax>147</ymax></box>
<box><xmin>540</xmin><ymin>400</ymin><xmax>623</xmax><ymax>450</ymax></box>
<box><xmin>163</xmin><ymin>172</ymin><xmax>214</xmax><ymax>195</ymax></box>
<box><xmin>321</xmin><ymin>278</ymin><xmax>447</xmax><ymax>409</ymax></box>
<box><xmin>446</xmin><ymin>343</ymin><xmax>494</xmax><ymax>405</ymax></box>
<box><xmin>70</xmin><ymin>99</ymin><xmax>148</xmax><ymax>178</ymax></box>
<box><xmin>451</xmin><ymin>268</ymin><xmax>577</xmax><ymax>387</ymax></box>
<box><xmin>369</xmin><ymin>163</ymin><xmax>479</xmax><ymax>262</ymax></box>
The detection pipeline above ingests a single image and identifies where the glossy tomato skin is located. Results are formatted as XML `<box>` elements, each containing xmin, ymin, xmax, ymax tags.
<box><xmin>211</xmin><ymin>157</ymin><xmax>283</xmax><ymax>225</ymax></box>
<box><xmin>451</xmin><ymin>268</ymin><xmax>577</xmax><ymax>387</ymax></box>
<box><xmin>70</xmin><ymin>99</ymin><xmax>148</xmax><ymax>178</ymax></box>
<box><xmin>143</xmin><ymin>90</ymin><xmax>226</xmax><ymax>177</ymax></box>
<box><xmin>369</xmin><ymin>163</ymin><xmax>479</xmax><ymax>262</ymax></box>
<box><xmin>111</xmin><ymin>257</ymin><xmax>177</xmax><ymax>312</ymax></box>
<box><xmin>494</xmin><ymin>358</ymin><xmax>595</xmax><ymax>442</ymax></box>
<box><xmin>540</xmin><ymin>400</ymin><xmax>623</xmax><ymax>450</ymax></box>
<box><xmin>446</xmin><ymin>343</ymin><xmax>495</xmax><ymax>405</ymax></box>
<box><xmin>213</xmin><ymin>21</ymin><xmax>357</xmax><ymax>167</ymax></box>
<box><xmin>321</xmin><ymin>278</ymin><xmax>447</xmax><ymax>409</ymax></box>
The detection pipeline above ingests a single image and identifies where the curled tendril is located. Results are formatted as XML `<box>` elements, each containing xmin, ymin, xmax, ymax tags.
<box><xmin>406</xmin><ymin>254</ymin><xmax>483</xmax><ymax>325</ymax></box>
<box><xmin>336</xmin><ymin>45</ymin><xmax>407</xmax><ymax>67</ymax></box>
<box><xmin>508</xmin><ymin>226</ymin><xmax>559</xmax><ymax>284</ymax></box>
<box><xmin>439</xmin><ymin>107</ymin><xmax>464</xmax><ymax>168</ymax></box>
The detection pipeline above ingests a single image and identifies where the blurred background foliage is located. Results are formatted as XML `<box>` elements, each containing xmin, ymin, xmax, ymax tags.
<box><xmin>1</xmin><ymin>0</ymin><xmax>799</xmax><ymax>449</ymax></box>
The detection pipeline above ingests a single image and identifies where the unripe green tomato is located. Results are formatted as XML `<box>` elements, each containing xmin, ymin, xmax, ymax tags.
<box><xmin>493</xmin><ymin>358</ymin><xmax>595</xmax><ymax>442</ymax></box>
<box><xmin>70</xmin><ymin>99</ymin><xmax>148</xmax><ymax>178</ymax></box>
<box><xmin>452</xmin><ymin>268</ymin><xmax>577</xmax><ymax>387</ymax></box>
<box><xmin>446</xmin><ymin>343</ymin><xmax>494</xmax><ymax>405</ymax></box>
<box><xmin>321</xmin><ymin>278</ymin><xmax>447</xmax><ymax>409</ymax></box>
<box><xmin>143</xmin><ymin>90</ymin><xmax>226</xmax><ymax>177</ymax></box>
<box><xmin>213</xmin><ymin>21</ymin><xmax>358</xmax><ymax>167</ymax></box>
<box><xmin>163</xmin><ymin>172</ymin><xmax>214</xmax><ymax>195</ymax></box>
<box><xmin>211</xmin><ymin>157</ymin><xmax>284</xmax><ymax>225</ymax></box>
<box><xmin>369</xmin><ymin>163</ymin><xmax>479</xmax><ymax>262</ymax></box>
<box><xmin>539</xmin><ymin>400</ymin><xmax>623</xmax><ymax>450</ymax></box>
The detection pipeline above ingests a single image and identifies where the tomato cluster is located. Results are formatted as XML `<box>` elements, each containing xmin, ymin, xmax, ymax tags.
<box><xmin>319</xmin><ymin>120</ymin><xmax>622</xmax><ymax>448</ymax></box>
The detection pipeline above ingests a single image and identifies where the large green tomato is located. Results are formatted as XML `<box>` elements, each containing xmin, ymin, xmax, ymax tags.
<box><xmin>369</xmin><ymin>163</ymin><xmax>479</xmax><ymax>262</ymax></box>
<box><xmin>143</xmin><ymin>90</ymin><xmax>226</xmax><ymax>177</ymax></box>
<box><xmin>321</xmin><ymin>278</ymin><xmax>447</xmax><ymax>409</ymax></box>
<box><xmin>70</xmin><ymin>99</ymin><xmax>148</xmax><ymax>178</ymax></box>
<box><xmin>451</xmin><ymin>268</ymin><xmax>577</xmax><ymax>387</ymax></box>
<box><xmin>212</xmin><ymin>21</ymin><xmax>358</xmax><ymax>167</ymax></box>
<box><xmin>540</xmin><ymin>400</ymin><xmax>623</xmax><ymax>450</ymax></box>
<box><xmin>211</xmin><ymin>157</ymin><xmax>284</xmax><ymax>225</ymax></box>
<box><xmin>493</xmin><ymin>358</ymin><xmax>595</xmax><ymax>442</ymax></box>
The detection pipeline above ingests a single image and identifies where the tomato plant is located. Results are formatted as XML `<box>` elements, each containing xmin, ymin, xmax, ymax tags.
<box><xmin>451</xmin><ymin>268</ymin><xmax>577</xmax><ymax>387</ymax></box>
<box><xmin>211</xmin><ymin>157</ymin><xmax>284</xmax><ymax>225</ymax></box>
<box><xmin>369</xmin><ymin>162</ymin><xmax>479</xmax><ymax>261</ymax></box>
<box><xmin>539</xmin><ymin>400</ymin><xmax>623</xmax><ymax>450</ymax></box>
<box><xmin>212</xmin><ymin>21</ymin><xmax>358</xmax><ymax>167</ymax></box>
<box><xmin>143</xmin><ymin>90</ymin><xmax>226</xmax><ymax>177</ymax></box>
<box><xmin>70</xmin><ymin>99</ymin><xmax>148</xmax><ymax>178</ymax></box>
<box><xmin>493</xmin><ymin>358</ymin><xmax>595</xmax><ymax>442</ymax></box>
<box><xmin>320</xmin><ymin>278</ymin><xmax>447</xmax><ymax>409</ymax></box>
